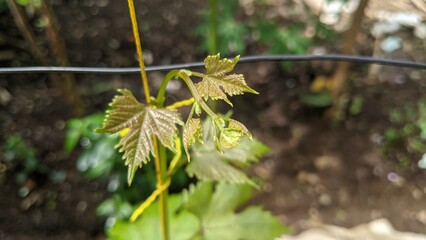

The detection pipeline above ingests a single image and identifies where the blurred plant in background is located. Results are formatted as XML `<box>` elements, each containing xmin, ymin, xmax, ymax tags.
<box><xmin>194</xmin><ymin>0</ymin><xmax>247</xmax><ymax>54</ymax></box>
<box><xmin>194</xmin><ymin>0</ymin><xmax>336</xmax><ymax>59</ymax></box>
<box><xmin>0</xmin><ymin>0</ymin><xmax>7</xmax><ymax>12</ymax></box>
<box><xmin>2</xmin><ymin>134</ymin><xmax>66</xmax><ymax>196</ymax></box>
<box><xmin>382</xmin><ymin>101</ymin><xmax>426</xmax><ymax>168</ymax></box>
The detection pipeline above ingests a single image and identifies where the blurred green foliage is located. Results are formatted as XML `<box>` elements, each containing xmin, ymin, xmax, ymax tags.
<box><xmin>16</xmin><ymin>0</ymin><xmax>40</xmax><ymax>7</ymax></box>
<box><xmin>194</xmin><ymin>0</ymin><xmax>247</xmax><ymax>54</ymax></box>
<box><xmin>195</xmin><ymin>0</ymin><xmax>336</xmax><ymax>60</ymax></box>
<box><xmin>0</xmin><ymin>0</ymin><xmax>6</xmax><ymax>12</ymax></box>
<box><xmin>382</xmin><ymin>101</ymin><xmax>426</xmax><ymax>167</ymax></box>
<box><xmin>349</xmin><ymin>95</ymin><xmax>364</xmax><ymax>116</ymax></box>
<box><xmin>255</xmin><ymin>21</ymin><xmax>310</xmax><ymax>55</ymax></box>
<box><xmin>3</xmin><ymin>134</ymin><xmax>47</xmax><ymax>184</ymax></box>
<box><xmin>300</xmin><ymin>91</ymin><xmax>333</xmax><ymax>107</ymax></box>
<box><xmin>3</xmin><ymin>134</ymin><xmax>65</xmax><ymax>186</ymax></box>
<box><xmin>0</xmin><ymin>0</ymin><xmax>41</xmax><ymax>10</ymax></box>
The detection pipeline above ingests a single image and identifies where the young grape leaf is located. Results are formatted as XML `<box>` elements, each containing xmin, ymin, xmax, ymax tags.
<box><xmin>184</xmin><ymin>182</ymin><xmax>290</xmax><ymax>240</ymax></box>
<box><xmin>183</xmin><ymin>118</ymin><xmax>203</xmax><ymax>160</ymax></box>
<box><xmin>95</xmin><ymin>89</ymin><xmax>183</xmax><ymax>185</ymax></box>
<box><xmin>196</xmin><ymin>54</ymin><xmax>258</xmax><ymax>106</ymax></box>
<box><xmin>219</xmin><ymin>119</ymin><xmax>251</xmax><ymax>148</ymax></box>
<box><xmin>186</xmin><ymin>118</ymin><xmax>269</xmax><ymax>185</ymax></box>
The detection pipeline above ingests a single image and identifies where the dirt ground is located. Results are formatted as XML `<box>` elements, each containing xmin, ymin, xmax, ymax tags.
<box><xmin>1</xmin><ymin>0</ymin><xmax>425</xmax><ymax>239</ymax></box>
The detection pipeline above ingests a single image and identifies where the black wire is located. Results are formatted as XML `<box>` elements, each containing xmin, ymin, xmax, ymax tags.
<box><xmin>0</xmin><ymin>54</ymin><xmax>425</xmax><ymax>74</ymax></box>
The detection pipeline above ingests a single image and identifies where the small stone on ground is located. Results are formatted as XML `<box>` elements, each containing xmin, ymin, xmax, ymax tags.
<box><xmin>279</xmin><ymin>218</ymin><xmax>426</xmax><ymax>240</ymax></box>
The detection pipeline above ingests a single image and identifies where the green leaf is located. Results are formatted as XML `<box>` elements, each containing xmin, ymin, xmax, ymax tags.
<box><xmin>300</xmin><ymin>91</ymin><xmax>333</xmax><ymax>107</ymax></box>
<box><xmin>183</xmin><ymin>118</ymin><xmax>203</xmax><ymax>159</ymax></box>
<box><xmin>218</xmin><ymin>17</ymin><xmax>248</xmax><ymax>54</ymax></box>
<box><xmin>96</xmin><ymin>89</ymin><xmax>183</xmax><ymax>185</ymax></box>
<box><xmin>222</xmin><ymin>137</ymin><xmax>270</xmax><ymax>166</ymax></box>
<box><xmin>96</xmin><ymin>195</ymin><xmax>133</xmax><ymax>220</ymax></box>
<box><xmin>186</xmin><ymin>151</ymin><xmax>253</xmax><ymax>184</ymax></box>
<box><xmin>64</xmin><ymin>124</ymin><xmax>81</xmax><ymax>154</ymax></box>
<box><xmin>186</xmin><ymin>118</ymin><xmax>269</xmax><ymax>185</ymax></box>
<box><xmin>64</xmin><ymin>113</ymin><xmax>105</xmax><ymax>154</ymax></box>
<box><xmin>349</xmin><ymin>95</ymin><xmax>364</xmax><ymax>115</ymax></box>
<box><xmin>183</xmin><ymin>182</ymin><xmax>214</xmax><ymax>217</ymax></box>
<box><xmin>185</xmin><ymin>182</ymin><xmax>252</xmax><ymax>218</ymax></box>
<box><xmin>76</xmin><ymin>136</ymin><xmax>117</xmax><ymax>179</ymax></box>
<box><xmin>184</xmin><ymin>182</ymin><xmax>290</xmax><ymax>240</ymax></box>
<box><xmin>108</xmin><ymin>195</ymin><xmax>199</xmax><ymax>240</ymax></box>
<box><xmin>219</xmin><ymin>119</ymin><xmax>251</xmax><ymax>148</ymax></box>
<box><xmin>233</xmin><ymin>206</ymin><xmax>290</xmax><ymax>239</ymax></box>
<box><xmin>16</xmin><ymin>0</ymin><xmax>31</xmax><ymax>6</ymax></box>
<box><xmin>196</xmin><ymin>54</ymin><xmax>258</xmax><ymax>105</ymax></box>
<box><xmin>4</xmin><ymin>134</ymin><xmax>37</xmax><ymax>161</ymax></box>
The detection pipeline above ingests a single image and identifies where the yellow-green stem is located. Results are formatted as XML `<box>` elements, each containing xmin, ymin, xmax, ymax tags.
<box><xmin>127</xmin><ymin>0</ymin><xmax>151</xmax><ymax>104</ymax></box>
<box><xmin>153</xmin><ymin>138</ymin><xmax>170</xmax><ymax>240</ymax></box>
<box><xmin>127</xmin><ymin>1</ymin><xmax>169</xmax><ymax>239</ymax></box>
<box><xmin>179</xmin><ymin>72</ymin><xmax>218</xmax><ymax>119</ymax></box>
<box><xmin>157</xmin><ymin>70</ymin><xmax>179</xmax><ymax>106</ymax></box>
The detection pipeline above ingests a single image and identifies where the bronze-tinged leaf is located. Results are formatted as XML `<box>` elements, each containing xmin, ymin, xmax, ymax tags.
<box><xmin>204</xmin><ymin>53</ymin><xmax>238</xmax><ymax>76</ymax></box>
<box><xmin>96</xmin><ymin>89</ymin><xmax>145</xmax><ymax>133</ymax></box>
<box><xmin>218</xmin><ymin>118</ymin><xmax>252</xmax><ymax>149</ymax></box>
<box><xmin>228</xmin><ymin>119</ymin><xmax>251</xmax><ymax>139</ymax></box>
<box><xmin>95</xmin><ymin>89</ymin><xmax>183</xmax><ymax>185</ymax></box>
<box><xmin>196</xmin><ymin>54</ymin><xmax>258</xmax><ymax>105</ymax></box>
<box><xmin>219</xmin><ymin>129</ymin><xmax>245</xmax><ymax>149</ymax></box>
<box><xmin>183</xmin><ymin>118</ymin><xmax>203</xmax><ymax>160</ymax></box>
<box><xmin>195</xmin><ymin>77</ymin><xmax>231</xmax><ymax>105</ymax></box>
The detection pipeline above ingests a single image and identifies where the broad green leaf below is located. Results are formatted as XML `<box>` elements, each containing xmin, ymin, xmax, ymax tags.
<box><xmin>107</xmin><ymin>195</ymin><xmax>199</xmax><ymax>240</ymax></box>
<box><xmin>95</xmin><ymin>89</ymin><xmax>183</xmax><ymax>185</ymax></box>
<box><xmin>186</xmin><ymin>151</ymin><xmax>254</xmax><ymax>185</ymax></box>
<box><xmin>184</xmin><ymin>182</ymin><xmax>290</xmax><ymax>240</ymax></box>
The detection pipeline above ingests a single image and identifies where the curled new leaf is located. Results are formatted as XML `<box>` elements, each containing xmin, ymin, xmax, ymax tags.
<box><xmin>186</xmin><ymin>118</ymin><xmax>267</xmax><ymax>185</ymax></box>
<box><xmin>183</xmin><ymin>118</ymin><xmax>203</xmax><ymax>160</ymax></box>
<box><xmin>196</xmin><ymin>54</ymin><xmax>258</xmax><ymax>106</ymax></box>
<box><xmin>95</xmin><ymin>89</ymin><xmax>183</xmax><ymax>185</ymax></box>
<box><xmin>220</xmin><ymin>119</ymin><xmax>251</xmax><ymax>148</ymax></box>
